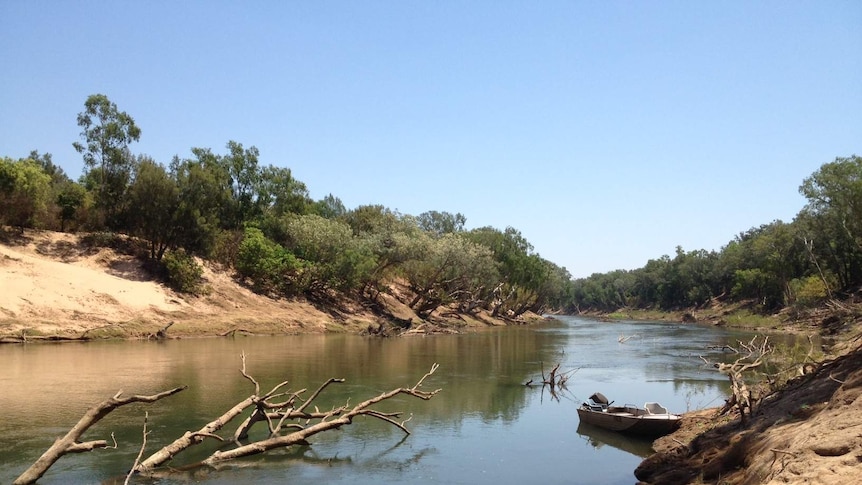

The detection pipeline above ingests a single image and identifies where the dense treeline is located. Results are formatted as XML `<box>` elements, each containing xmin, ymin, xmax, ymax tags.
<box><xmin>0</xmin><ymin>94</ymin><xmax>571</xmax><ymax>319</ymax></box>
<box><xmin>568</xmin><ymin>154</ymin><xmax>862</xmax><ymax>314</ymax></box>
<box><xmin>3</xmin><ymin>94</ymin><xmax>859</xmax><ymax>320</ymax></box>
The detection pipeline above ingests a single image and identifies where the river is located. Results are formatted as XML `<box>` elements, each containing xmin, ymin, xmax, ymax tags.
<box><xmin>0</xmin><ymin>316</ymin><xmax>792</xmax><ymax>484</ymax></box>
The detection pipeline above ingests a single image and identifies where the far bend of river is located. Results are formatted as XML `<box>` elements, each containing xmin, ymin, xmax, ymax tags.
<box><xmin>0</xmin><ymin>316</ymin><xmax>808</xmax><ymax>484</ymax></box>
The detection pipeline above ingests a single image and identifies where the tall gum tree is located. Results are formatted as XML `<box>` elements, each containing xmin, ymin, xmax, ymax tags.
<box><xmin>73</xmin><ymin>94</ymin><xmax>141</xmax><ymax>228</ymax></box>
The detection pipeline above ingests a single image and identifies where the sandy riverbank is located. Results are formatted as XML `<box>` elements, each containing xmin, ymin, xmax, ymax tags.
<box><xmin>0</xmin><ymin>229</ymin><xmax>522</xmax><ymax>342</ymax></box>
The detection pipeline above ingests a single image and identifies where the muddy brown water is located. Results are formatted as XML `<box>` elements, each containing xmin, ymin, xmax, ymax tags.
<box><xmin>0</xmin><ymin>316</ymin><xmax>808</xmax><ymax>484</ymax></box>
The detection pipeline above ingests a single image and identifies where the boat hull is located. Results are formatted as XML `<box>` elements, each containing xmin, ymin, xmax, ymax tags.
<box><xmin>577</xmin><ymin>407</ymin><xmax>681</xmax><ymax>437</ymax></box>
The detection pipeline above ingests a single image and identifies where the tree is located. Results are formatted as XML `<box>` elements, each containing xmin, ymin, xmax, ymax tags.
<box><xmin>0</xmin><ymin>157</ymin><xmax>51</xmax><ymax>230</ymax></box>
<box><xmin>313</xmin><ymin>193</ymin><xmax>347</xmax><ymax>219</ymax></box>
<box><xmin>282</xmin><ymin>214</ymin><xmax>377</xmax><ymax>295</ymax></box>
<box><xmin>127</xmin><ymin>156</ymin><xmax>180</xmax><ymax>260</ymax></box>
<box><xmin>169</xmin><ymin>149</ymin><xmax>231</xmax><ymax>256</ymax></box>
<box><xmin>221</xmin><ymin>141</ymin><xmax>261</xmax><ymax>229</ymax></box>
<box><xmin>402</xmin><ymin>233</ymin><xmax>498</xmax><ymax>318</ymax></box>
<box><xmin>55</xmin><ymin>181</ymin><xmax>89</xmax><ymax>232</ymax></box>
<box><xmin>27</xmin><ymin>150</ymin><xmax>69</xmax><ymax>186</ymax></box>
<box><xmin>257</xmin><ymin>165</ymin><xmax>312</xmax><ymax>217</ymax></box>
<box><xmin>417</xmin><ymin>210</ymin><xmax>466</xmax><ymax>236</ymax></box>
<box><xmin>236</xmin><ymin>226</ymin><xmax>301</xmax><ymax>294</ymax></box>
<box><xmin>72</xmin><ymin>94</ymin><xmax>141</xmax><ymax>228</ymax></box>
<box><xmin>799</xmin><ymin>155</ymin><xmax>862</xmax><ymax>289</ymax></box>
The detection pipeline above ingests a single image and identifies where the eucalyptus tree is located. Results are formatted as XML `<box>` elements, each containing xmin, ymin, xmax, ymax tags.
<box><xmin>463</xmin><ymin>226</ymin><xmax>550</xmax><ymax>317</ymax></box>
<box><xmin>401</xmin><ymin>233</ymin><xmax>499</xmax><ymax>318</ymax></box>
<box><xmin>339</xmin><ymin>205</ymin><xmax>425</xmax><ymax>296</ymax></box>
<box><xmin>220</xmin><ymin>141</ymin><xmax>262</xmax><ymax>229</ymax></box>
<box><xmin>55</xmin><ymin>181</ymin><xmax>89</xmax><ymax>232</ymax></box>
<box><xmin>72</xmin><ymin>94</ymin><xmax>141</xmax><ymax>228</ymax></box>
<box><xmin>28</xmin><ymin>150</ymin><xmax>69</xmax><ymax>186</ymax></box>
<box><xmin>236</xmin><ymin>226</ymin><xmax>301</xmax><ymax>294</ymax></box>
<box><xmin>799</xmin><ymin>155</ymin><xmax>862</xmax><ymax>288</ymax></box>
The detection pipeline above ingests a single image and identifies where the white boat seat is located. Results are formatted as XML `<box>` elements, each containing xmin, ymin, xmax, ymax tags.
<box><xmin>644</xmin><ymin>402</ymin><xmax>668</xmax><ymax>415</ymax></box>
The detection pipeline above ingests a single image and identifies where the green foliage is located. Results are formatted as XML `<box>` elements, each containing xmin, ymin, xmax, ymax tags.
<box><xmin>417</xmin><ymin>210</ymin><xmax>466</xmax><ymax>236</ymax></box>
<box><xmin>789</xmin><ymin>275</ymin><xmax>834</xmax><ymax>308</ymax></box>
<box><xmin>162</xmin><ymin>249</ymin><xmax>205</xmax><ymax>295</ymax></box>
<box><xmin>799</xmin><ymin>155</ymin><xmax>862</xmax><ymax>288</ymax></box>
<box><xmin>236</xmin><ymin>227</ymin><xmax>301</xmax><ymax>293</ymax></box>
<box><xmin>282</xmin><ymin>214</ymin><xmax>377</xmax><ymax>294</ymax></box>
<box><xmin>55</xmin><ymin>181</ymin><xmax>89</xmax><ymax>231</ymax></box>
<box><xmin>73</xmin><ymin>94</ymin><xmax>141</xmax><ymax>229</ymax></box>
<box><xmin>126</xmin><ymin>157</ymin><xmax>179</xmax><ymax>260</ymax></box>
<box><xmin>0</xmin><ymin>157</ymin><xmax>52</xmax><ymax>229</ymax></box>
<box><xmin>312</xmin><ymin>193</ymin><xmax>347</xmax><ymax>219</ymax></box>
<box><xmin>401</xmin><ymin>233</ymin><xmax>499</xmax><ymax>317</ymax></box>
<box><xmin>37</xmin><ymin>101</ymin><xmax>862</xmax><ymax>321</ymax></box>
<box><xmin>169</xmin><ymin>150</ymin><xmax>229</xmax><ymax>255</ymax></box>
<box><xmin>81</xmin><ymin>231</ymin><xmax>124</xmax><ymax>249</ymax></box>
<box><xmin>257</xmin><ymin>165</ymin><xmax>312</xmax><ymax>217</ymax></box>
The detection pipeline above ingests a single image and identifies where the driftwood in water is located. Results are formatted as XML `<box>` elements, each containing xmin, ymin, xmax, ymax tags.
<box><xmin>15</xmin><ymin>354</ymin><xmax>441</xmax><ymax>482</ymax></box>
<box><xmin>525</xmin><ymin>362</ymin><xmax>578</xmax><ymax>401</ymax></box>
<box><xmin>133</xmin><ymin>355</ymin><xmax>441</xmax><ymax>475</ymax></box>
<box><xmin>13</xmin><ymin>387</ymin><xmax>186</xmax><ymax>485</ymax></box>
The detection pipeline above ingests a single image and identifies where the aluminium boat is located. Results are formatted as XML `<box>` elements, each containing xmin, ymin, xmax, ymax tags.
<box><xmin>577</xmin><ymin>392</ymin><xmax>681</xmax><ymax>437</ymax></box>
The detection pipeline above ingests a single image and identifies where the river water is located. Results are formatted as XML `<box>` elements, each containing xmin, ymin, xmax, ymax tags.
<box><xmin>0</xmin><ymin>316</ymin><xmax>791</xmax><ymax>484</ymax></box>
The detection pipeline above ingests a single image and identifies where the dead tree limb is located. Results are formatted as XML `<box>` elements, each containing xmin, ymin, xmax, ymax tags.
<box><xmin>701</xmin><ymin>335</ymin><xmax>772</xmax><ymax>424</ymax></box>
<box><xmin>125</xmin><ymin>412</ymin><xmax>149</xmax><ymax>485</ymax></box>
<box><xmin>135</xmin><ymin>358</ymin><xmax>439</xmax><ymax>477</ymax></box>
<box><xmin>14</xmin><ymin>387</ymin><xmax>186</xmax><ymax>485</ymax></box>
<box><xmin>198</xmin><ymin>364</ymin><xmax>441</xmax><ymax>466</ymax></box>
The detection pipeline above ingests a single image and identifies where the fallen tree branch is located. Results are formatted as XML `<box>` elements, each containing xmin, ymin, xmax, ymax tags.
<box><xmin>125</xmin><ymin>413</ymin><xmax>149</xmax><ymax>485</ymax></box>
<box><xmin>198</xmin><ymin>368</ymin><xmax>441</xmax><ymax>467</ymax></box>
<box><xmin>14</xmin><ymin>387</ymin><xmax>186</xmax><ymax>485</ymax></box>
<box><xmin>132</xmin><ymin>357</ymin><xmax>441</xmax><ymax>477</ymax></box>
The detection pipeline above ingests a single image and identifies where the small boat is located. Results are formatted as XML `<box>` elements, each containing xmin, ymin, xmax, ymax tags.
<box><xmin>577</xmin><ymin>392</ymin><xmax>681</xmax><ymax>437</ymax></box>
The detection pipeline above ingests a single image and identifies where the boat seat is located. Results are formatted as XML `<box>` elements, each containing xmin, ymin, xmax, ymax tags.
<box><xmin>644</xmin><ymin>402</ymin><xmax>668</xmax><ymax>415</ymax></box>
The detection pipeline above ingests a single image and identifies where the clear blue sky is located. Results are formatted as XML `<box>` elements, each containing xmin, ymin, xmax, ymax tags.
<box><xmin>2</xmin><ymin>1</ymin><xmax>860</xmax><ymax>278</ymax></box>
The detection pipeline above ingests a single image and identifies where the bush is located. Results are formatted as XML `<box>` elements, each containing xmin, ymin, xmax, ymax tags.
<box><xmin>236</xmin><ymin>227</ymin><xmax>301</xmax><ymax>294</ymax></box>
<box><xmin>162</xmin><ymin>249</ymin><xmax>205</xmax><ymax>295</ymax></box>
<box><xmin>789</xmin><ymin>274</ymin><xmax>834</xmax><ymax>307</ymax></box>
<box><xmin>211</xmin><ymin>229</ymin><xmax>244</xmax><ymax>268</ymax></box>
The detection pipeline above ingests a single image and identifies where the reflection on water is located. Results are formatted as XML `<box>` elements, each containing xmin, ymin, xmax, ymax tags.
<box><xmin>575</xmin><ymin>422</ymin><xmax>655</xmax><ymax>458</ymax></box>
<box><xmin>0</xmin><ymin>316</ymin><xmax>807</xmax><ymax>484</ymax></box>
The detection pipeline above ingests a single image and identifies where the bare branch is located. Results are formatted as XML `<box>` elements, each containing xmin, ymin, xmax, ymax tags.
<box><xmin>65</xmin><ymin>441</ymin><xmax>110</xmax><ymax>453</ymax></box>
<box><xmin>14</xmin><ymin>387</ymin><xmax>186</xmax><ymax>485</ymax></box>
<box><xmin>194</xmin><ymin>365</ymin><xmax>442</xmax><ymax>468</ymax></box>
<box><xmin>412</xmin><ymin>363</ymin><xmax>439</xmax><ymax>391</ymax></box>
<box><xmin>126</xmin><ymin>412</ymin><xmax>149</xmax><ymax>485</ymax></box>
<box><xmin>296</xmin><ymin>378</ymin><xmax>345</xmax><ymax>413</ymax></box>
<box><xmin>239</xmin><ymin>352</ymin><xmax>260</xmax><ymax>396</ymax></box>
<box><xmin>135</xmin><ymin>395</ymin><xmax>257</xmax><ymax>472</ymax></box>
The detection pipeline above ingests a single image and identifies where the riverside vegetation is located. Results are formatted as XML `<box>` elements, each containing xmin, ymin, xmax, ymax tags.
<box><xmin>2</xmin><ymin>94</ymin><xmax>862</xmax><ymax>484</ymax></box>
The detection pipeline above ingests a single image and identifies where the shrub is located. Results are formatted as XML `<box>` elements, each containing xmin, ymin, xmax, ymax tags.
<box><xmin>789</xmin><ymin>274</ymin><xmax>834</xmax><ymax>307</ymax></box>
<box><xmin>162</xmin><ymin>249</ymin><xmax>205</xmax><ymax>295</ymax></box>
<box><xmin>236</xmin><ymin>227</ymin><xmax>301</xmax><ymax>294</ymax></box>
